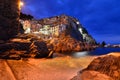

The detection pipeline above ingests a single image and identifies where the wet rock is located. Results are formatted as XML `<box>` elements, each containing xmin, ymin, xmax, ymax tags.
<box><xmin>0</xmin><ymin>49</ymin><xmax>22</xmax><ymax>60</ymax></box>
<box><xmin>50</xmin><ymin>35</ymin><xmax>88</xmax><ymax>53</ymax></box>
<box><xmin>8</xmin><ymin>54</ymin><xmax>21</xmax><ymax>60</ymax></box>
<box><xmin>71</xmin><ymin>71</ymin><xmax>113</xmax><ymax>80</ymax></box>
<box><xmin>0</xmin><ymin>43</ymin><xmax>13</xmax><ymax>52</ymax></box>
<box><xmin>0</xmin><ymin>33</ymin><xmax>53</xmax><ymax>59</ymax></box>
<box><xmin>0</xmin><ymin>51</ymin><xmax>9</xmax><ymax>59</ymax></box>
<box><xmin>72</xmin><ymin>53</ymin><xmax>120</xmax><ymax>80</ymax></box>
<box><xmin>29</xmin><ymin>41</ymin><xmax>50</xmax><ymax>58</ymax></box>
<box><xmin>9</xmin><ymin>38</ymin><xmax>31</xmax><ymax>51</ymax></box>
<box><xmin>0</xmin><ymin>32</ymin><xmax>95</xmax><ymax>59</ymax></box>
<box><xmin>12</xmin><ymin>42</ymin><xmax>31</xmax><ymax>51</ymax></box>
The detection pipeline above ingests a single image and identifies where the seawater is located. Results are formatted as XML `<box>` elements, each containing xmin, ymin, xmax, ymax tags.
<box><xmin>53</xmin><ymin>48</ymin><xmax>120</xmax><ymax>58</ymax></box>
<box><xmin>71</xmin><ymin>47</ymin><xmax>120</xmax><ymax>58</ymax></box>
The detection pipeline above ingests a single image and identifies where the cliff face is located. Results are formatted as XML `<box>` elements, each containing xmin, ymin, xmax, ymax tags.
<box><xmin>0</xmin><ymin>0</ymin><xmax>20</xmax><ymax>40</ymax></box>
<box><xmin>21</xmin><ymin>14</ymin><xmax>96</xmax><ymax>44</ymax></box>
<box><xmin>18</xmin><ymin>14</ymin><xmax>96</xmax><ymax>53</ymax></box>
<box><xmin>67</xmin><ymin>16</ymin><xmax>96</xmax><ymax>44</ymax></box>
<box><xmin>38</xmin><ymin>15</ymin><xmax>96</xmax><ymax>44</ymax></box>
<box><xmin>0</xmin><ymin>6</ymin><xmax>97</xmax><ymax>58</ymax></box>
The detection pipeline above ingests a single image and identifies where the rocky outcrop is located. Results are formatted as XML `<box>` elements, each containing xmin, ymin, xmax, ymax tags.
<box><xmin>0</xmin><ymin>34</ymin><xmax>51</xmax><ymax>59</ymax></box>
<box><xmin>72</xmin><ymin>71</ymin><xmax>113</xmax><ymax>80</ymax></box>
<box><xmin>20</xmin><ymin>14</ymin><xmax>96</xmax><ymax>44</ymax></box>
<box><xmin>50</xmin><ymin>35</ymin><xmax>82</xmax><ymax>53</ymax></box>
<box><xmin>29</xmin><ymin>41</ymin><xmax>50</xmax><ymax>58</ymax></box>
<box><xmin>0</xmin><ymin>2</ymin><xmax>96</xmax><ymax>59</ymax></box>
<box><xmin>19</xmin><ymin>14</ymin><xmax>96</xmax><ymax>53</ymax></box>
<box><xmin>68</xmin><ymin>16</ymin><xmax>96</xmax><ymax>44</ymax></box>
<box><xmin>0</xmin><ymin>0</ymin><xmax>20</xmax><ymax>40</ymax></box>
<box><xmin>0</xmin><ymin>31</ymin><xmax>95</xmax><ymax>59</ymax></box>
<box><xmin>49</xmin><ymin>33</ymin><xmax>94</xmax><ymax>53</ymax></box>
<box><xmin>41</xmin><ymin>15</ymin><xmax>96</xmax><ymax>52</ymax></box>
<box><xmin>72</xmin><ymin>53</ymin><xmax>120</xmax><ymax>80</ymax></box>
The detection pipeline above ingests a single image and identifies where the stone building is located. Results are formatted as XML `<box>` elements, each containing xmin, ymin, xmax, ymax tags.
<box><xmin>23</xmin><ymin>20</ymin><xmax>31</xmax><ymax>33</ymax></box>
<box><xmin>0</xmin><ymin>0</ymin><xmax>20</xmax><ymax>40</ymax></box>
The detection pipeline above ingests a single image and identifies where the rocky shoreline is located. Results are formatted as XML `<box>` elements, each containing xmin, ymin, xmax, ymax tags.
<box><xmin>0</xmin><ymin>33</ymin><xmax>96</xmax><ymax>60</ymax></box>
<box><xmin>71</xmin><ymin>52</ymin><xmax>120</xmax><ymax>80</ymax></box>
<box><xmin>0</xmin><ymin>12</ymin><xmax>97</xmax><ymax>60</ymax></box>
<box><xmin>0</xmin><ymin>52</ymin><xmax>119</xmax><ymax>80</ymax></box>
<box><xmin>0</xmin><ymin>1</ymin><xmax>119</xmax><ymax>80</ymax></box>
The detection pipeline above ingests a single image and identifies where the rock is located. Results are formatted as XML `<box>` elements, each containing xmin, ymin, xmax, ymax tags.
<box><xmin>71</xmin><ymin>71</ymin><xmax>113</xmax><ymax>80</ymax></box>
<box><xmin>0</xmin><ymin>41</ymin><xmax>31</xmax><ymax>53</ymax></box>
<box><xmin>12</xmin><ymin>42</ymin><xmax>31</xmax><ymax>51</ymax></box>
<box><xmin>0</xmin><ymin>43</ymin><xmax>13</xmax><ymax>52</ymax></box>
<box><xmin>8</xmin><ymin>54</ymin><xmax>21</xmax><ymax>60</ymax></box>
<box><xmin>0</xmin><ymin>0</ymin><xmax>20</xmax><ymax>40</ymax></box>
<box><xmin>0</xmin><ymin>51</ymin><xmax>9</xmax><ymax>59</ymax></box>
<box><xmin>0</xmin><ymin>1</ymin><xmax>97</xmax><ymax>59</ymax></box>
<box><xmin>29</xmin><ymin>41</ymin><xmax>50</xmax><ymax>58</ymax></box>
<box><xmin>0</xmin><ymin>40</ymin><xmax>5</xmax><ymax>44</ymax></box>
<box><xmin>0</xmin><ymin>49</ymin><xmax>22</xmax><ymax>60</ymax></box>
<box><xmin>20</xmin><ymin>14</ymin><xmax>96</xmax><ymax>45</ymax></box>
<box><xmin>10</xmin><ymin>38</ymin><xmax>31</xmax><ymax>43</ymax></box>
<box><xmin>47</xmin><ymin>51</ymin><xmax>54</xmax><ymax>58</ymax></box>
<box><xmin>49</xmin><ymin>35</ymin><xmax>86</xmax><ymax>53</ymax></box>
<box><xmin>25</xmin><ymin>14</ymin><xmax>96</xmax><ymax>52</ymax></box>
<box><xmin>72</xmin><ymin>53</ymin><xmax>120</xmax><ymax>80</ymax></box>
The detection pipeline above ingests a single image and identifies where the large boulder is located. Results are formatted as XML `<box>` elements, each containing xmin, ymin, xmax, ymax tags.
<box><xmin>72</xmin><ymin>71</ymin><xmax>113</xmax><ymax>80</ymax></box>
<box><xmin>29</xmin><ymin>40</ymin><xmax>50</xmax><ymax>58</ymax></box>
<box><xmin>0</xmin><ymin>35</ymin><xmax>52</xmax><ymax>59</ymax></box>
<box><xmin>72</xmin><ymin>53</ymin><xmax>120</xmax><ymax>80</ymax></box>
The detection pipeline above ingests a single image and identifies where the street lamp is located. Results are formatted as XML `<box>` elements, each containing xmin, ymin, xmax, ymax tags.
<box><xmin>20</xmin><ymin>1</ymin><xmax>24</xmax><ymax>7</ymax></box>
<box><xmin>19</xmin><ymin>1</ymin><xmax>24</xmax><ymax>10</ymax></box>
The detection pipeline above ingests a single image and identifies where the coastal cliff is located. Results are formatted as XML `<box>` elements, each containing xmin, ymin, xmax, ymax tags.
<box><xmin>0</xmin><ymin>0</ymin><xmax>96</xmax><ymax>59</ymax></box>
<box><xmin>0</xmin><ymin>14</ymin><xmax>97</xmax><ymax>59</ymax></box>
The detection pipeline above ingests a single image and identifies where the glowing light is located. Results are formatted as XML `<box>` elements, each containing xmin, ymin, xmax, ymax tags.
<box><xmin>19</xmin><ymin>1</ymin><xmax>24</xmax><ymax>10</ymax></box>
<box><xmin>20</xmin><ymin>1</ymin><xmax>24</xmax><ymax>7</ymax></box>
<box><xmin>76</xmin><ymin>21</ymin><xmax>79</xmax><ymax>24</ymax></box>
<box><xmin>72</xmin><ymin>51</ymin><xmax>89</xmax><ymax>58</ymax></box>
<box><xmin>79</xmin><ymin>28</ymin><xmax>82</xmax><ymax>33</ymax></box>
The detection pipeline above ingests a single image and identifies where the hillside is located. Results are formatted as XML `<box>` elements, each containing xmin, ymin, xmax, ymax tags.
<box><xmin>20</xmin><ymin>14</ymin><xmax>96</xmax><ymax>44</ymax></box>
<box><xmin>0</xmin><ymin>14</ymin><xmax>97</xmax><ymax>59</ymax></box>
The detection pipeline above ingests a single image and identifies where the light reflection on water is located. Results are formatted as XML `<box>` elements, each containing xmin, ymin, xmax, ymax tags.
<box><xmin>71</xmin><ymin>48</ymin><xmax>120</xmax><ymax>58</ymax></box>
<box><xmin>70</xmin><ymin>51</ymin><xmax>90</xmax><ymax>58</ymax></box>
<box><xmin>53</xmin><ymin>48</ymin><xmax>120</xmax><ymax>58</ymax></box>
<box><xmin>53</xmin><ymin>51</ymin><xmax>90</xmax><ymax>58</ymax></box>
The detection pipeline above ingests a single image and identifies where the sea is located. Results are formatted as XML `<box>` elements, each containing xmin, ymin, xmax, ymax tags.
<box><xmin>53</xmin><ymin>47</ymin><xmax>120</xmax><ymax>58</ymax></box>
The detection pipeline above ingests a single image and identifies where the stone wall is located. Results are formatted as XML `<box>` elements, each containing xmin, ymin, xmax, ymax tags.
<box><xmin>0</xmin><ymin>0</ymin><xmax>20</xmax><ymax>40</ymax></box>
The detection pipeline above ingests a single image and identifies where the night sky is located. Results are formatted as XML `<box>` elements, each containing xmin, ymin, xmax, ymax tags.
<box><xmin>21</xmin><ymin>0</ymin><xmax>120</xmax><ymax>44</ymax></box>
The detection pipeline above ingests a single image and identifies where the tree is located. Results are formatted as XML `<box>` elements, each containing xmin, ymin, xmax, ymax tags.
<box><xmin>101</xmin><ymin>41</ymin><xmax>106</xmax><ymax>47</ymax></box>
<box><xmin>20</xmin><ymin>12</ymin><xmax>34</xmax><ymax>20</ymax></box>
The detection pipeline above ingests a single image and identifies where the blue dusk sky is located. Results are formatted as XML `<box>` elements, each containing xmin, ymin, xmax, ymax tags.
<box><xmin>21</xmin><ymin>0</ymin><xmax>120</xmax><ymax>44</ymax></box>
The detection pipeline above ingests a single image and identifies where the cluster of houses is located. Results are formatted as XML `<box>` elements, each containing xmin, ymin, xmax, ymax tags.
<box><xmin>19</xmin><ymin>15</ymin><xmax>68</xmax><ymax>37</ymax></box>
<box><xmin>19</xmin><ymin>14</ymin><xmax>96</xmax><ymax>44</ymax></box>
